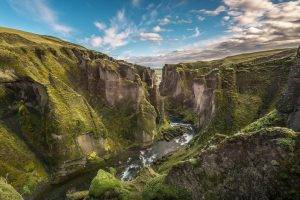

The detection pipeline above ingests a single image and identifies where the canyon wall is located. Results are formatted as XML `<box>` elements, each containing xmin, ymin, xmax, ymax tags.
<box><xmin>0</xmin><ymin>28</ymin><xmax>163</xmax><ymax>194</ymax></box>
<box><xmin>278</xmin><ymin>47</ymin><xmax>300</xmax><ymax>131</ymax></box>
<box><xmin>154</xmin><ymin>47</ymin><xmax>300</xmax><ymax>200</ymax></box>
<box><xmin>72</xmin><ymin>48</ymin><xmax>300</xmax><ymax>200</ymax></box>
<box><xmin>160</xmin><ymin>48</ymin><xmax>296</xmax><ymax>136</ymax></box>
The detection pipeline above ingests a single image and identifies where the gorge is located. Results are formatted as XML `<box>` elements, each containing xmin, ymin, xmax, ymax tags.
<box><xmin>0</xmin><ymin>27</ymin><xmax>299</xmax><ymax>200</ymax></box>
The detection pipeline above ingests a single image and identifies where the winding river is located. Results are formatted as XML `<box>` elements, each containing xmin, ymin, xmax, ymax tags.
<box><xmin>33</xmin><ymin>120</ymin><xmax>195</xmax><ymax>200</ymax></box>
<box><xmin>119</xmin><ymin>121</ymin><xmax>194</xmax><ymax>181</ymax></box>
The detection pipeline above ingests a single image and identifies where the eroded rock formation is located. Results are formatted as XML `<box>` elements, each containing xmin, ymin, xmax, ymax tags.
<box><xmin>278</xmin><ymin>47</ymin><xmax>300</xmax><ymax>131</ymax></box>
<box><xmin>165</xmin><ymin>127</ymin><xmax>299</xmax><ymax>200</ymax></box>
<box><xmin>160</xmin><ymin>64</ymin><xmax>218</xmax><ymax>128</ymax></box>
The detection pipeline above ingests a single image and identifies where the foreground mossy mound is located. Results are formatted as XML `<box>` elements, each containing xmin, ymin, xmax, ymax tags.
<box><xmin>89</xmin><ymin>169</ymin><xmax>136</xmax><ymax>200</ymax></box>
<box><xmin>0</xmin><ymin>178</ymin><xmax>23</xmax><ymax>200</ymax></box>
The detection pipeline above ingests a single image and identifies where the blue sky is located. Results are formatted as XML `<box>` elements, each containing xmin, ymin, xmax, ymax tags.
<box><xmin>1</xmin><ymin>0</ymin><xmax>300</xmax><ymax>67</ymax></box>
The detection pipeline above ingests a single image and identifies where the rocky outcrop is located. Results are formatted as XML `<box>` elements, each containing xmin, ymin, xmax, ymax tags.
<box><xmin>52</xmin><ymin>157</ymin><xmax>87</xmax><ymax>184</ymax></box>
<box><xmin>165</xmin><ymin>128</ymin><xmax>299</xmax><ymax>200</ymax></box>
<box><xmin>70</xmin><ymin>48</ymin><xmax>163</xmax><ymax>144</ymax></box>
<box><xmin>278</xmin><ymin>47</ymin><xmax>300</xmax><ymax>131</ymax></box>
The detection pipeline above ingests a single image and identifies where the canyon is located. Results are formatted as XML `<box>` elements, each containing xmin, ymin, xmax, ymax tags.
<box><xmin>0</xmin><ymin>27</ymin><xmax>299</xmax><ymax>200</ymax></box>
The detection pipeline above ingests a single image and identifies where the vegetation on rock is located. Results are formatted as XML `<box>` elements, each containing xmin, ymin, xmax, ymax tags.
<box><xmin>0</xmin><ymin>177</ymin><xmax>23</xmax><ymax>200</ymax></box>
<box><xmin>0</xmin><ymin>27</ymin><xmax>163</xmax><ymax>196</ymax></box>
<box><xmin>89</xmin><ymin>169</ymin><xmax>137</xmax><ymax>200</ymax></box>
<box><xmin>165</xmin><ymin>127</ymin><xmax>299</xmax><ymax>200</ymax></box>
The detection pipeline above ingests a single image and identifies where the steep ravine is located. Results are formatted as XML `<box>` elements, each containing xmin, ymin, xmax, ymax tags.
<box><xmin>33</xmin><ymin>120</ymin><xmax>195</xmax><ymax>200</ymax></box>
<box><xmin>0</xmin><ymin>27</ymin><xmax>299</xmax><ymax>200</ymax></box>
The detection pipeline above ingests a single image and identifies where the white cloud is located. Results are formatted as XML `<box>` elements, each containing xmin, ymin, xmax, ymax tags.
<box><xmin>89</xmin><ymin>35</ymin><xmax>103</xmax><ymax>47</ymax></box>
<box><xmin>176</xmin><ymin>18</ymin><xmax>192</xmax><ymax>24</ymax></box>
<box><xmin>153</xmin><ymin>26</ymin><xmax>162</xmax><ymax>32</ymax></box>
<box><xmin>192</xmin><ymin>27</ymin><xmax>200</xmax><ymax>38</ymax></box>
<box><xmin>159</xmin><ymin>17</ymin><xmax>171</xmax><ymax>25</ymax></box>
<box><xmin>153</xmin><ymin>25</ymin><xmax>171</xmax><ymax>32</ymax></box>
<box><xmin>87</xmin><ymin>9</ymin><xmax>134</xmax><ymax>49</ymax></box>
<box><xmin>94</xmin><ymin>21</ymin><xmax>106</xmax><ymax>31</ymax></box>
<box><xmin>197</xmin><ymin>16</ymin><xmax>205</xmax><ymax>21</ymax></box>
<box><xmin>196</xmin><ymin>5</ymin><xmax>226</xmax><ymax>16</ymax></box>
<box><xmin>103</xmin><ymin>27</ymin><xmax>130</xmax><ymax>48</ymax></box>
<box><xmin>223</xmin><ymin>16</ymin><xmax>230</xmax><ymax>21</ymax></box>
<box><xmin>117</xmin><ymin>9</ymin><xmax>125</xmax><ymax>22</ymax></box>
<box><xmin>8</xmin><ymin>0</ymin><xmax>73</xmax><ymax>35</ymax></box>
<box><xmin>126</xmin><ymin>0</ymin><xmax>300</xmax><ymax>68</ymax></box>
<box><xmin>140</xmin><ymin>32</ymin><xmax>162</xmax><ymax>41</ymax></box>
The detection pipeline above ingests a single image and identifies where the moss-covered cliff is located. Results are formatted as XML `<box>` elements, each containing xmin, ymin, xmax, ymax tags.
<box><xmin>165</xmin><ymin>127</ymin><xmax>299</xmax><ymax>200</ymax></box>
<box><xmin>151</xmin><ymin>47</ymin><xmax>300</xmax><ymax>200</ymax></box>
<box><xmin>0</xmin><ymin>27</ymin><xmax>163</xmax><ymax>195</ymax></box>
<box><xmin>160</xmin><ymin>48</ymin><xmax>296</xmax><ymax>138</ymax></box>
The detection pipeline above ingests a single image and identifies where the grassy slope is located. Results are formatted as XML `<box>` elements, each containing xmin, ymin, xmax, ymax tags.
<box><xmin>0</xmin><ymin>27</ymin><xmax>157</xmax><ymax>195</ymax></box>
<box><xmin>0</xmin><ymin>27</ymin><xmax>107</xmax><ymax>194</ymax></box>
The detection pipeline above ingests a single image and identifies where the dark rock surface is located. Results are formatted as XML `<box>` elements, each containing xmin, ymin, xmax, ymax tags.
<box><xmin>278</xmin><ymin>46</ymin><xmax>300</xmax><ymax>131</ymax></box>
<box><xmin>165</xmin><ymin>127</ymin><xmax>300</xmax><ymax>200</ymax></box>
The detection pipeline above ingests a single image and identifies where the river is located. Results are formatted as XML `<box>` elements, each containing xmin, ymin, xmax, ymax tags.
<box><xmin>32</xmin><ymin>121</ymin><xmax>195</xmax><ymax>200</ymax></box>
<box><xmin>119</xmin><ymin>121</ymin><xmax>194</xmax><ymax>181</ymax></box>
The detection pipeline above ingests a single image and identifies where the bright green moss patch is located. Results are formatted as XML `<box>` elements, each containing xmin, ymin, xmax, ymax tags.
<box><xmin>89</xmin><ymin>169</ymin><xmax>122</xmax><ymax>197</ymax></box>
<box><xmin>0</xmin><ymin>178</ymin><xmax>23</xmax><ymax>200</ymax></box>
<box><xmin>242</xmin><ymin>110</ymin><xmax>284</xmax><ymax>133</ymax></box>
<box><xmin>89</xmin><ymin>169</ymin><xmax>135</xmax><ymax>200</ymax></box>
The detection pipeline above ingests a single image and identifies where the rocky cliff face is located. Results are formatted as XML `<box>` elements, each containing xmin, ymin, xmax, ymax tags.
<box><xmin>160</xmin><ymin>49</ymin><xmax>296</xmax><ymax>135</ymax></box>
<box><xmin>0</xmin><ymin>28</ymin><xmax>163</xmax><ymax>193</ymax></box>
<box><xmin>278</xmin><ymin>47</ymin><xmax>300</xmax><ymax>131</ymax></box>
<box><xmin>160</xmin><ymin>64</ymin><xmax>218</xmax><ymax>128</ymax></box>
<box><xmin>151</xmin><ymin>48</ymin><xmax>300</xmax><ymax>200</ymax></box>
<box><xmin>164</xmin><ymin>127</ymin><xmax>299</xmax><ymax>200</ymax></box>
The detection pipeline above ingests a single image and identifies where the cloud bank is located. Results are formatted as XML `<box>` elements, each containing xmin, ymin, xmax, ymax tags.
<box><xmin>127</xmin><ymin>0</ymin><xmax>300</xmax><ymax>68</ymax></box>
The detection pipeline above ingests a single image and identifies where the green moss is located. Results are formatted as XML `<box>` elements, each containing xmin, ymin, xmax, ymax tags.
<box><xmin>136</xmin><ymin>99</ymin><xmax>157</xmax><ymax>138</ymax></box>
<box><xmin>242</xmin><ymin>110</ymin><xmax>284</xmax><ymax>133</ymax></box>
<box><xmin>0</xmin><ymin>27</ymin><xmax>163</xmax><ymax>197</ymax></box>
<box><xmin>142</xmin><ymin>174</ymin><xmax>191</xmax><ymax>200</ymax></box>
<box><xmin>89</xmin><ymin>169</ymin><xmax>122</xmax><ymax>197</ymax></box>
<box><xmin>276</xmin><ymin>138</ymin><xmax>296</xmax><ymax>152</ymax></box>
<box><xmin>0</xmin><ymin>123</ymin><xmax>48</xmax><ymax>195</ymax></box>
<box><xmin>89</xmin><ymin>169</ymin><xmax>135</xmax><ymax>200</ymax></box>
<box><xmin>0</xmin><ymin>178</ymin><xmax>23</xmax><ymax>200</ymax></box>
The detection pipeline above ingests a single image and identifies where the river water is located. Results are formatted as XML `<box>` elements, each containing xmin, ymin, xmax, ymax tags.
<box><xmin>33</xmin><ymin>121</ymin><xmax>194</xmax><ymax>200</ymax></box>
<box><xmin>119</xmin><ymin>122</ymin><xmax>194</xmax><ymax>181</ymax></box>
